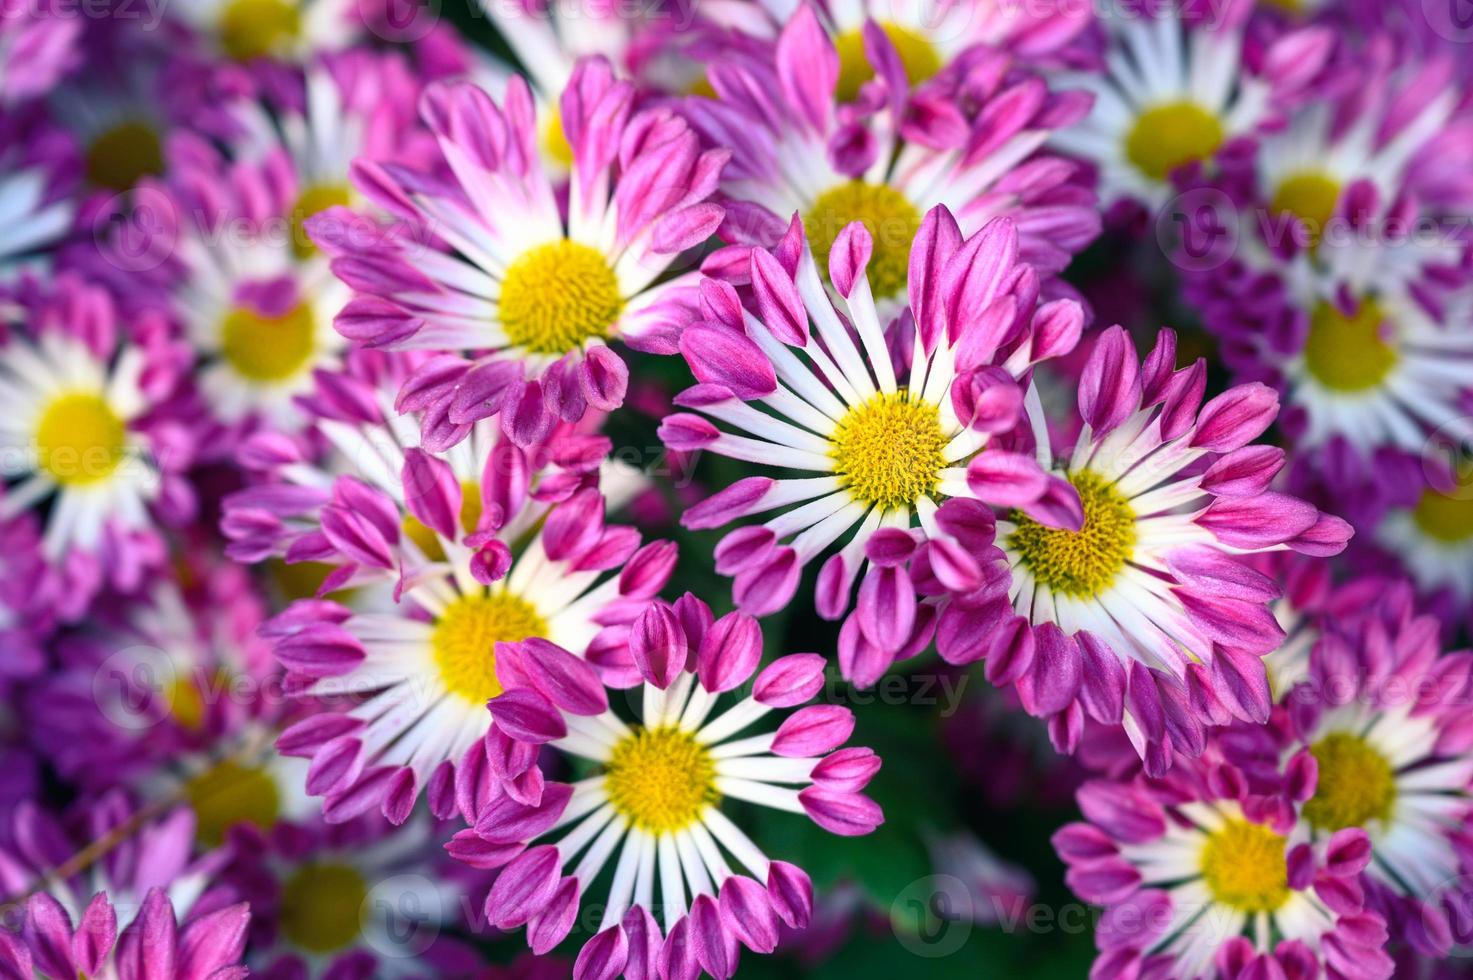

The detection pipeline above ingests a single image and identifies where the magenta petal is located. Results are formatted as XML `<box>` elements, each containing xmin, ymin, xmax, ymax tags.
<box><xmin>750</xmin><ymin>247</ymin><xmax>809</xmax><ymax>346</ymax></box>
<box><xmin>697</xmin><ymin>611</ymin><xmax>763</xmax><ymax>693</ymax></box>
<box><xmin>718</xmin><ymin>876</ymin><xmax>779</xmax><ymax>954</ymax></box>
<box><xmin>488</xmin><ymin>688</ymin><xmax>568</xmax><ymax>743</ymax></box>
<box><xmin>689</xmin><ymin>894</ymin><xmax>734</xmax><ymax>979</ymax></box>
<box><xmin>573</xmin><ymin>925</ymin><xmax>629</xmax><ymax>980</ymax></box>
<box><xmin>753</xmin><ymin>654</ymin><xmax>827</xmax><ymax>707</ymax></box>
<box><xmin>766</xmin><ymin>861</ymin><xmax>813</xmax><ymax>929</ymax></box>
<box><xmin>484</xmin><ymin>845</ymin><xmax>563</xmax><ymax>930</ymax></box>
<box><xmin>771</xmin><ymin>705</ymin><xmax>855</xmax><ymax>757</ymax></box>
<box><xmin>629</xmin><ymin>601</ymin><xmax>687</xmax><ymax>689</ymax></box>
<box><xmin>474</xmin><ymin>782</ymin><xmax>573</xmax><ymax>844</ymax></box>
<box><xmin>965</xmin><ymin>451</ymin><xmax>1049</xmax><ymax>507</ymax></box>
<box><xmin>522</xmin><ymin>638</ymin><xmax>610</xmax><ymax>715</ymax></box>
<box><xmin>679</xmin><ymin>325</ymin><xmax>777</xmax><ymax>399</ymax></box>
<box><xmin>528</xmin><ymin>877</ymin><xmax>581</xmax><ymax>954</ymax></box>
<box><xmin>799</xmin><ymin>787</ymin><xmax>883</xmax><ymax>836</ymax></box>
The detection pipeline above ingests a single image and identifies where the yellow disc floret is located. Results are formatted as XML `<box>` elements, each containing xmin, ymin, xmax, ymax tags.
<box><xmin>280</xmin><ymin>862</ymin><xmax>369</xmax><ymax>953</ymax></box>
<box><xmin>1270</xmin><ymin>171</ymin><xmax>1341</xmax><ymax>247</ymax></box>
<box><xmin>431</xmin><ymin>591</ymin><xmax>547</xmax><ymax>704</ymax></box>
<box><xmin>1200</xmin><ymin>818</ymin><xmax>1291</xmax><ymax>912</ymax></box>
<box><xmin>186</xmin><ymin>759</ymin><xmax>282</xmax><ymax>846</ymax></box>
<box><xmin>805</xmin><ymin>181</ymin><xmax>922</xmax><ymax>300</ymax></box>
<box><xmin>541</xmin><ymin>106</ymin><xmax>575</xmax><ymax>169</ymax></box>
<box><xmin>220</xmin><ymin>302</ymin><xmax>317</xmax><ymax>383</ymax></box>
<box><xmin>219</xmin><ymin>0</ymin><xmax>300</xmax><ymax>61</ymax></box>
<box><xmin>1124</xmin><ymin>102</ymin><xmax>1225</xmax><ymax>182</ymax></box>
<box><xmin>35</xmin><ymin>392</ymin><xmax>127</xmax><ymax>486</ymax></box>
<box><xmin>830</xmin><ymin>391</ymin><xmax>947</xmax><ymax>512</ymax></box>
<box><xmin>1008</xmin><ymin>471</ymin><xmax>1136</xmax><ymax>598</ymax></box>
<box><xmin>605</xmin><ymin>726</ymin><xmax>719</xmax><ymax>834</ymax></box>
<box><xmin>291</xmin><ymin>183</ymin><xmax>351</xmax><ymax>260</ymax></box>
<box><xmin>1303</xmin><ymin>298</ymin><xmax>1397</xmax><ymax>392</ymax></box>
<box><xmin>1303</xmin><ymin>732</ymin><xmax>1398</xmax><ymax>832</ymax></box>
<box><xmin>86</xmin><ymin>121</ymin><xmax>164</xmax><ymax>192</ymax></box>
<box><xmin>499</xmin><ymin>240</ymin><xmax>624</xmax><ymax>354</ymax></box>
<box><xmin>833</xmin><ymin>23</ymin><xmax>941</xmax><ymax>103</ymax></box>
<box><xmin>1412</xmin><ymin>488</ymin><xmax>1473</xmax><ymax>544</ymax></box>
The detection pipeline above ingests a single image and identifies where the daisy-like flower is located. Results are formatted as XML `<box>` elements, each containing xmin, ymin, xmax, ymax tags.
<box><xmin>242</xmin><ymin>360</ymin><xmax>676</xmax><ymax>823</ymax></box>
<box><xmin>661</xmin><ymin>206</ymin><xmax>1084</xmax><ymax>682</ymax></box>
<box><xmin>682</xmin><ymin>8</ymin><xmax>1098</xmax><ymax>306</ymax></box>
<box><xmin>464</xmin><ymin>593</ymin><xmax>881</xmax><ymax>976</ymax></box>
<box><xmin>308</xmin><ymin>57</ymin><xmax>727</xmax><ymax>450</ymax></box>
<box><xmin>1254</xmin><ymin>591</ymin><xmax>1473</xmax><ymax>957</ymax></box>
<box><xmin>0</xmin><ymin>276</ymin><xmax>189</xmax><ymax>580</ymax></box>
<box><xmin>223</xmin><ymin>814</ymin><xmax>485</xmax><ymax>976</ymax></box>
<box><xmin>166</xmin><ymin>0</ymin><xmax>360</xmax><ymax>64</ymax></box>
<box><xmin>702</xmin><ymin>0</ymin><xmax>1091</xmax><ymax>87</ymax></box>
<box><xmin>0</xmin><ymin>110</ymin><xmax>74</xmax><ymax>281</ymax></box>
<box><xmin>154</xmin><ymin>91</ymin><xmax>378</xmax><ymax>432</ymax></box>
<box><xmin>1048</xmin><ymin>3</ymin><xmax>1334</xmax><ymax>209</ymax></box>
<box><xmin>936</xmin><ymin>326</ymin><xmax>1350</xmax><ymax>773</ymax></box>
<box><xmin>1053</xmin><ymin>745</ymin><xmax>1394</xmax><ymax>979</ymax></box>
<box><xmin>1372</xmin><ymin>467</ymin><xmax>1473</xmax><ymax>635</ymax></box>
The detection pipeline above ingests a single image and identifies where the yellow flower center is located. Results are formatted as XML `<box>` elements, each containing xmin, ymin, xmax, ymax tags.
<box><xmin>1303</xmin><ymin>298</ymin><xmax>1397</xmax><ymax>392</ymax></box>
<box><xmin>1303</xmin><ymin>732</ymin><xmax>1398</xmax><ymax>832</ymax></box>
<box><xmin>431</xmin><ymin>591</ymin><xmax>547</xmax><ymax>704</ymax></box>
<box><xmin>833</xmin><ymin>22</ymin><xmax>941</xmax><ymax>103</ymax></box>
<box><xmin>185</xmin><ymin>759</ymin><xmax>282</xmax><ymax>846</ymax></box>
<box><xmin>1200</xmin><ymin>819</ymin><xmax>1291</xmax><ymax>913</ymax></box>
<box><xmin>804</xmin><ymin>181</ymin><xmax>922</xmax><ymax>300</ymax></box>
<box><xmin>1412</xmin><ymin>488</ymin><xmax>1473</xmax><ymax>544</ymax></box>
<box><xmin>541</xmin><ymin>106</ymin><xmax>575</xmax><ymax>169</ymax></box>
<box><xmin>85</xmin><ymin>120</ymin><xmax>164</xmax><ymax>192</ymax></box>
<box><xmin>499</xmin><ymin>240</ymin><xmax>624</xmax><ymax>355</ymax></box>
<box><xmin>605</xmin><ymin>727</ymin><xmax>719</xmax><ymax>834</ymax></box>
<box><xmin>219</xmin><ymin>0</ymin><xmax>300</xmax><ymax>60</ymax></box>
<box><xmin>291</xmin><ymin>183</ymin><xmax>351</xmax><ymax>260</ymax></box>
<box><xmin>1124</xmin><ymin>102</ymin><xmax>1225</xmax><ymax>182</ymax></box>
<box><xmin>280</xmin><ymin>862</ymin><xmax>368</xmax><ymax>954</ymax></box>
<box><xmin>220</xmin><ymin>302</ymin><xmax>317</xmax><ymax>383</ymax></box>
<box><xmin>1269</xmin><ymin>171</ymin><xmax>1341</xmax><ymax>247</ymax></box>
<box><xmin>167</xmin><ymin>673</ymin><xmax>209</xmax><ymax>732</ymax></box>
<box><xmin>1009</xmin><ymin>471</ymin><xmax>1136</xmax><ymax>599</ymax></box>
<box><xmin>402</xmin><ymin>480</ymin><xmax>483</xmax><ymax>561</ymax></box>
<box><xmin>830</xmin><ymin>391</ymin><xmax>947</xmax><ymax>511</ymax></box>
<box><xmin>34</xmin><ymin>392</ymin><xmax>127</xmax><ymax>487</ymax></box>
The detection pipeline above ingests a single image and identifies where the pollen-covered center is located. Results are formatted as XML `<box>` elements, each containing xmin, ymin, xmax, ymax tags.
<box><xmin>1303</xmin><ymin>297</ymin><xmax>1397</xmax><ymax>392</ymax></box>
<box><xmin>86</xmin><ymin>120</ymin><xmax>164</xmax><ymax>192</ymax></box>
<box><xmin>1124</xmin><ymin>102</ymin><xmax>1225</xmax><ymax>182</ymax></box>
<box><xmin>1008</xmin><ymin>470</ymin><xmax>1136</xmax><ymax>598</ymax></box>
<box><xmin>1270</xmin><ymin>171</ymin><xmax>1341</xmax><ymax>246</ymax></box>
<box><xmin>1200</xmin><ymin>818</ymin><xmax>1290</xmax><ymax>913</ymax></box>
<box><xmin>805</xmin><ymin>181</ymin><xmax>922</xmax><ymax>300</ymax></box>
<box><xmin>833</xmin><ymin>22</ymin><xmax>942</xmax><ymax>102</ymax></box>
<box><xmin>1303</xmin><ymin>732</ymin><xmax>1398</xmax><ymax>832</ymax></box>
<box><xmin>431</xmin><ymin>591</ymin><xmax>547</xmax><ymax>704</ymax></box>
<box><xmin>605</xmin><ymin>726</ymin><xmax>719</xmax><ymax>834</ymax></box>
<box><xmin>829</xmin><ymin>391</ymin><xmax>947</xmax><ymax>511</ymax></box>
<box><xmin>35</xmin><ymin>392</ymin><xmax>127</xmax><ymax>486</ymax></box>
<box><xmin>1412</xmin><ymin>488</ymin><xmax>1473</xmax><ymax>544</ymax></box>
<box><xmin>291</xmin><ymin>183</ymin><xmax>351</xmax><ymax>259</ymax></box>
<box><xmin>219</xmin><ymin>0</ymin><xmax>300</xmax><ymax>60</ymax></box>
<box><xmin>220</xmin><ymin>302</ymin><xmax>317</xmax><ymax>383</ymax></box>
<box><xmin>280</xmin><ymin>862</ymin><xmax>368</xmax><ymax>954</ymax></box>
<box><xmin>499</xmin><ymin>240</ymin><xmax>624</xmax><ymax>354</ymax></box>
<box><xmin>186</xmin><ymin>759</ymin><xmax>282</xmax><ymax>846</ymax></box>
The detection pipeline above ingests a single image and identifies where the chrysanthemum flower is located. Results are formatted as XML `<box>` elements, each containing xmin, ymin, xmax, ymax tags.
<box><xmin>1049</xmin><ymin>3</ymin><xmax>1334</xmax><ymax>209</ymax></box>
<box><xmin>661</xmin><ymin>206</ymin><xmax>1084</xmax><ymax>681</ymax></box>
<box><xmin>241</xmin><ymin>360</ymin><xmax>676</xmax><ymax>823</ymax></box>
<box><xmin>682</xmin><ymin>8</ymin><xmax>1098</xmax><ymax>304</ymax></box>
<box><xmin>1054</xmin><ymin>744</ymin><xmax>1393</xmax><ymax>979</ymax></box>
<box><xmin>167</xmin><ymin>0</ymin><xmax>360</xmax><ymax>64</ymax></box>
<box><xmin>1372</xmin><ymin>468</ymin><xmax>1473</xmax><ymax>624</ymax></box>
<box><xmin>701</xmin><ymin>0</ymin><xmax>1090</xmax><ymax>88</ymax></box>
<box><xmin>222</xmin><ymin>814</ymin><xmax>485</xmax><ymax>976</ymax></box>
<box><xmin>463</xmin><ymin>594</ymin><xmax>881</xmax><ymax>976</ymax></box>
<box><xmin>1253</xmin><ymin>589</ymin><xmax>1473</xmax><ymax>957</ymax></box>
<box><xmin>0</xmin><ymin>276</ymin><xmax>191</xmax><ymax>590</ymax></box>
<box><xmin>937</xmin><ymin>326</ymin><xmax>1351</xmax><ymax>772</ymax></box>
<box><xmin>308</xmin><ymin>57</ymin><xmax>727</xmax><ymax>450</ymax></box>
